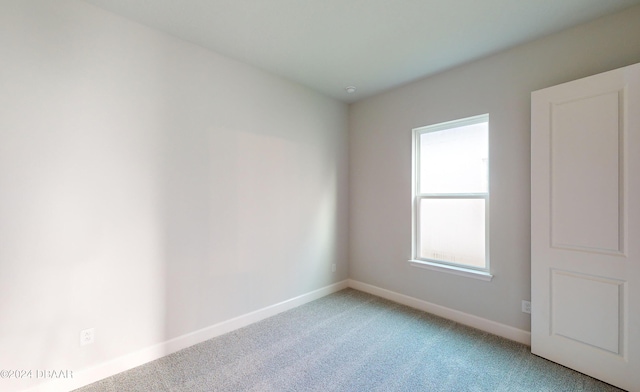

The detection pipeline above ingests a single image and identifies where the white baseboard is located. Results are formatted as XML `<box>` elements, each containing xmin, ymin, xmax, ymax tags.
<box><xmin>25</xmin><ymin>278</ymin><xmax>529</xmax><ymax>392</ymax></box>
<box><xmin>26</xmin><ymin>280</ymin><xmax>349</xmax><ymax>392</ymax></box>
<box><xmin>347</xmin><ymin>279</ymin><xmax>531</xmax><ymax>346</ymax></box>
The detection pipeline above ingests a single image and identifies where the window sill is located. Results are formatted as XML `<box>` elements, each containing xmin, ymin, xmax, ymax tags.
<box><xmin>408</xmin><ymin>260</ymin><xmax>493</xmax><ymax>281</ymax></box>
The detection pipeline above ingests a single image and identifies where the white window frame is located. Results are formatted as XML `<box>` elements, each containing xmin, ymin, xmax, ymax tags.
<box><xmin>410</xmin><ymin>114</ymin><xmax>492</xmax><ymax>281</ymax></box>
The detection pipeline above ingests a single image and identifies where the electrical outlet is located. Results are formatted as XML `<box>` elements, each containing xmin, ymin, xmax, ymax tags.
<box><xmin>331</xmin><ymin>264</ymin><xmax>336</xmax><ymax>273</ymax></box>
<box><xmin>80</xmin><ymin>328</ymin><xmax>95</xmax><ymax>346</ymax></box>
<box><xmin>521</xmin><ymin>300</ymin><xmax>531</xmax><ymax>314</ymax></box>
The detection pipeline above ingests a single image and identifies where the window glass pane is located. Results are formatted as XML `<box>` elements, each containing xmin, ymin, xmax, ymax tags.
<box><xmin>419</xmin><ymin>198</ymin><xmax>485</xmax><ymax>268</ymax></box>
<box><xmin>419</xmin><ymin>122</ymin><xmax>488</xmax><ymax>194</ymax></box>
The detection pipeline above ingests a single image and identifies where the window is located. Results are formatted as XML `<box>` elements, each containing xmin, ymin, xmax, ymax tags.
<box><xmin>411</xmin><ymin>114</ymin><xmax>491</xmax><ymax>280</ymax></box>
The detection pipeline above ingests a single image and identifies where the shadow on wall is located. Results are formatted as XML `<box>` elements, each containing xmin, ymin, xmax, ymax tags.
<box><xmin>0</xmin><ymin>3</ymin><xmax>347</xmax><ymax>392</ymax></box>
<box><xmin>161</xmin><ymin>124</ymin><xmax>342</xmax><ymax>341</ymax></box>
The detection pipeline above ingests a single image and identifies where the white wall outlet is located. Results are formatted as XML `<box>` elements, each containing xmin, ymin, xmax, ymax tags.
<box><xmin>331</xmin><ymin>263</ymin><xmax>336</xmax><ymax>273</ymax></box>
<box><xmin>521</xmin><ymin>300</ymin><xmax>531</xmax><ymax>314</ymax></box>
<box><xmin>80</xmin><ymin>328</ymin><xmax>95</xmax><ymax>346</ymax></box>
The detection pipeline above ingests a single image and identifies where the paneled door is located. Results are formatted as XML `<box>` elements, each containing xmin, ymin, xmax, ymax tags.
<box><xmin>531</xmin><ymin>62</ymin><xmax>640</xmax><ymax>391</ymax></box>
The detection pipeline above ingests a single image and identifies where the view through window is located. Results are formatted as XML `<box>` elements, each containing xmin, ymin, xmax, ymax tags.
<box><xmin>412</xmin><ymin>114</ymin><xmax>489</xmax><ymax>272</ymax></box>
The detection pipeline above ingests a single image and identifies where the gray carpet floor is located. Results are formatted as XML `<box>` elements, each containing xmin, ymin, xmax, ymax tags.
<box><xmin>74</xmin><ymin>288</ymin><xmax>624</xmax><ymax>391</ymax></box>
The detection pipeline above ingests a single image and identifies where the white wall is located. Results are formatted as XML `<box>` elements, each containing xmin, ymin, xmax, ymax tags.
<box><xmin>349</xmin><ymin>5</ymin><xmax>640</xmax><ymax>332</ymax></box>
<box><xmin>0</xmin><ymin>1</ymin><xmax>348</xmax><ymax>391</ymax></box>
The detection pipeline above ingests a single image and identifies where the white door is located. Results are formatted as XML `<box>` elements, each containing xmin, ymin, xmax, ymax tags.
<box><xmin>531</xmin><ymin>62</ymin><xmax>640</xmax><ymax>391</ymax></box>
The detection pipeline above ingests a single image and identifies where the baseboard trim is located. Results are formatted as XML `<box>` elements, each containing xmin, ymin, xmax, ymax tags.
<box><xmin>347</xmin><ymin>279</ymin><xmax>531</xmax><ymax>346</ymax></box>
<box><xmin>26</xmin><ymin>279</ymin><xmax>529</xmax><ymax>392</ymax></box>
<box><xmin>26</xmin><ymin>280</ymin><xmax>349</xmax><ymax>392</ymax></box>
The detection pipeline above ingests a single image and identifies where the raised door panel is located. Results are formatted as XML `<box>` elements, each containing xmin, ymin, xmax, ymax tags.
<box><xmin>550</xmin><ymin>91</ymin><xmax>623</xmax><ymax>254</ymax></box>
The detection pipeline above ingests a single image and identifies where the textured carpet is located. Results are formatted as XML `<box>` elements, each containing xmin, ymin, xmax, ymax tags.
<box><xmin>74</xmin><ymin>289</ymin><xmax>623</xmax><ymax>391</ymax></box>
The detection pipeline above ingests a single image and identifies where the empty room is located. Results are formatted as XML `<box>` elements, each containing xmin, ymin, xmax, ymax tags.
<box><xmin>1</xmin><ymin>1</ymin><xmax>640</xmax><ymax>391</ymax></box>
